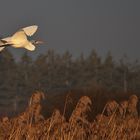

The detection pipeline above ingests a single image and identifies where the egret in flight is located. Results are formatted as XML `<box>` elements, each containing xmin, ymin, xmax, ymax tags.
<box><xmin>0</xmin><ymin>25</ymin><xmax>43</xmax><ymax>52</ymax></box>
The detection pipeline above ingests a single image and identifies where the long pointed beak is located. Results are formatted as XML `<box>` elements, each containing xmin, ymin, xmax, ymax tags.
<box><xmin>37</xmin><ymin>40</ymin><xmax>44</xmax><ymax>44</ymax></box>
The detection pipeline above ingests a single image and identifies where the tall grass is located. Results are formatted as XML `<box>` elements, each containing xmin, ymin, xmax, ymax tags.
<box><xmin>0</xmin><ymin>91</ymin><xmax>140</xmax><ymax>140</ymax></box>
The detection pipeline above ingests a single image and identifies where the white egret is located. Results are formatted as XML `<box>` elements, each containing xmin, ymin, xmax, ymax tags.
<box><xmin>0</xmin><ymin>25</ymin><xmax>43</xmax><ymax>51</ymax></box>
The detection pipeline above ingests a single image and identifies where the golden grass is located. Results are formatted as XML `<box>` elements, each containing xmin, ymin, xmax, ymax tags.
<box><xmin>0</xmin><ymin>91</ymin><xmax>140</xmax><ymax>140</ymax></box>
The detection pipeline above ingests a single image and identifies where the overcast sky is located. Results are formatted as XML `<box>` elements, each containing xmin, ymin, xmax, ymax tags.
<box><xmin>0</xmin><ymin>0</ymin><xmax>140</xmax><ymax>60</ymax></box>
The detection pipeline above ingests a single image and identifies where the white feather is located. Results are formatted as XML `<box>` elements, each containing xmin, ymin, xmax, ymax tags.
<box><xmin>0</xmin><ymin>47</ymin><xmax>5</xmax><ymax>52</ymax></box>
<box><xmin>22</xmin><ymin>25</ymin><xmax>38</xmax><ymax>36</ymax></box>
<box><xmin>11</xmin><ymin>31</ymin><xmax>27</xmax><ymax>47</ymax></box>
<box><xmin>24</xmin><ymin>43</ymin><xmax>35</xmax><ymax>51</ymax></box>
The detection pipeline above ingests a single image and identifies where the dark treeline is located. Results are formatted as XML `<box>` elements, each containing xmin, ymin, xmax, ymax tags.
<box><xmin>0</xmin><ymin>49</ymin><xmax>140</xmax><ymax>115</ymax></box>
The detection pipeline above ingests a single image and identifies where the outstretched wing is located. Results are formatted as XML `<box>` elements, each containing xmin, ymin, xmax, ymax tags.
<box><xmin>22</xmin><ymin>25</ymin><xmax>38</xmax><ymax>36</ymax></box>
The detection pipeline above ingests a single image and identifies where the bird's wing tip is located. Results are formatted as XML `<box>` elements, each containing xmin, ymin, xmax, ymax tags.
<box><xmin>22</xmin><ymin>25</ymin><xmax>38</xmax><ymax>36</ymax></box>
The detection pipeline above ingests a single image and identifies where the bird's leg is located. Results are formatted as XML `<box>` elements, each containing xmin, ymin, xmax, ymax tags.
<box><xmin>1</xmin><ymin>40</ymin><xmax>8</xmax><ymax>44</ymax></box>
<box><xmin>0</xmin><ymin>43</ymin><xmax>13</xmax><ymax>47</ymax></box>
<box><xmin>0</xmin><ymin>40</ymin><xmax>13</xmax><ymax>47</ymax></box>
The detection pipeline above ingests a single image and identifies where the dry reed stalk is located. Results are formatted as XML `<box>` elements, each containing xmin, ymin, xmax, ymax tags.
<box><xmin>107</xmin><ymin>122</ymin><xmax>116</xmax><ymax>140</ymax></box>
<box><xmin>95</xmin><ymin>103</ymin><xmax>109</xmax><ymax>124</ymax></box>
<box><xmin>107</xmin><ymin>106</ymin><xmax>118</xmax><ymax>125</ymax></box>
<box><xmin>8</xmin><ymin>119</ymin><xmax>18</xmax><ymax>140</ymax></box>
<box><xmin>127</xmin><ymin>95</ymin><xmax>138</xmax><ymax>118</ymax></box>
<box><xmin>105</xmin><ymin>100</ymin><xmax>119</xmax><ymax>116</ymax></box>
<box><xmin>133</xmin><ymin>119</ymin><xmax>140</xmax><ymax>139</ymax></box>
<box><xmin>69</xmin><ymin>96</ymin><xmax>92</xmax><ymax>125</ymax></box>
<box><xmin>118</xmin><ymin>100</ymin><xmax>128</xmax><ymax>118</ymax></box>
<box><xmin>62</xmin><ymin>93</ymin><xmax>72</xmax><ymax>118</ymax></box>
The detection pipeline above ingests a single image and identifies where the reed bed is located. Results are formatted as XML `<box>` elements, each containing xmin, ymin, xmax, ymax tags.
<box><xmin>0</xmin><ymin>91</ymin><xmax>140</xmax><ymax>140</ymax></box>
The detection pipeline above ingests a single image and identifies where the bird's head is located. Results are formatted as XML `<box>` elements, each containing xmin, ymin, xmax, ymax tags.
<box><xmin>31</xmin><ymin>40</ymin><xmax>44</xmax><ymax>45</ymax></box>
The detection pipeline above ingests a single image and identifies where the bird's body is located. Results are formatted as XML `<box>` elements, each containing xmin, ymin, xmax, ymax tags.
<box><xmin>0</xmin><ymin>25</ymin><xmax>43</xmax><ymax>51</ymax></box>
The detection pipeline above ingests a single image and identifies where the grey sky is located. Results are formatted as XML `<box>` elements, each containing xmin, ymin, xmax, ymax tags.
<box><xmin>0</xmin><ymin>0</ymin><xmax>140</xmax><ymax>60</ymax></box>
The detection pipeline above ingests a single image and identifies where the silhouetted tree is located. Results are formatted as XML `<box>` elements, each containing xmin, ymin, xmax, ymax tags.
<box><xmin>101</xmin><ymin>51</ymin><xmax>115</xmax><ymax>89</ymax></box>
<box><xmin>0</xmin><ymin>49</ymin><xmax>140</xmax><ymax>114</ymax></box>
<box><xmin>0</xmin><ymin>49</ymin><xmax>17</xmax><ymax>110</ymax></box>
<box><xmin>17</xmin><ymin>52</ymin><xmax>33</xmax><ymax>95</ymax></box>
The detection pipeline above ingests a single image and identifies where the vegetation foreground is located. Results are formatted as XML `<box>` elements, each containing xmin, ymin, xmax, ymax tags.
<box><xmin>0</xmin><ymin>91</ymin><xmax>139</xmax><ymax>140</ymax></box>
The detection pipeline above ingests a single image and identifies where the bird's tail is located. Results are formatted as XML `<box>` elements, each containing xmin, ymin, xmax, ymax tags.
<box><xmin>0</xmin><ymin>47</ymin><xmax>5</xmax><ymax>52</ymax></box>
